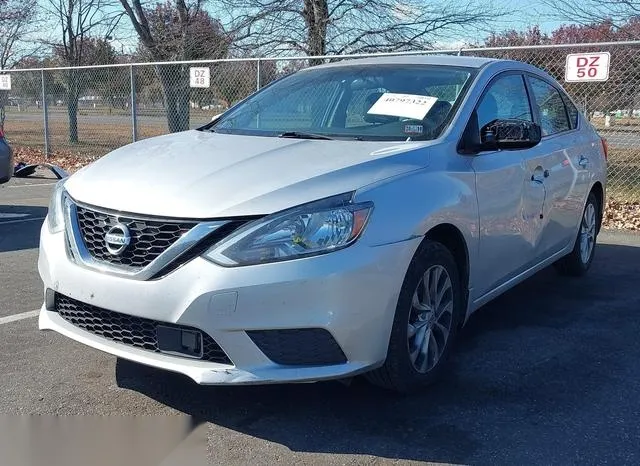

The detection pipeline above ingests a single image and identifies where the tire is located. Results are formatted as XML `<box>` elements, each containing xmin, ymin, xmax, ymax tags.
<box><xmin>554</xmin><ymin>192</ymin><xmax>599</xmax><ymax>277</ymax></box>
<box><xmin>366</xmin><ymin>240</ymin><xmax>464</xmax><ymax>393</ymax></box>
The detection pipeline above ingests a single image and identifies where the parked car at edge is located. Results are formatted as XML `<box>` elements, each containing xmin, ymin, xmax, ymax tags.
<box><xmin>0</xmin><ymin>127</ymin><xmax>13</xmax><ymax>184</ymax></box>
<box><xmin>38</xmin><ymin>56</ymin><xmax>607</xmax><ymax>392</ymax></box>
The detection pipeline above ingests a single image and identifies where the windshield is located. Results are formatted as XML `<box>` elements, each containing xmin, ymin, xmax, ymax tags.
<box><xmin>211</xmin><ymin>64</ymin><xmax>474</xmax><ymax>141</ymax></box>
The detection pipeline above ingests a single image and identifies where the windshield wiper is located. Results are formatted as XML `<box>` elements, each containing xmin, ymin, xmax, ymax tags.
<box><xmin>278</xmin><ymin>131</ymin><xmax>333</xmax><ymax>140</ymax></box>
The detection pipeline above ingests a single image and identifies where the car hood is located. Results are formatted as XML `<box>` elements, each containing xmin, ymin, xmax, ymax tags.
<box><xmin>65</xmin><ymin>130</ymin><xmax>432</xmax><ymax>218</ymax></box>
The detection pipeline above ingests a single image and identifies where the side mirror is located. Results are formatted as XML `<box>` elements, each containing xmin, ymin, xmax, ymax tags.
<box><xmin>479</xmin><ymin>119</ymin><xmax>542</xmax><ymax>151</ymax></box>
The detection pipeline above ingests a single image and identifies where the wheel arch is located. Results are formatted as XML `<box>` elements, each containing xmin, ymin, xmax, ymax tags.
<box><xmin>423</xmin><ymin>223</ymin><xmax>470</xmax><ymax>321</ymax></box>
<box><xmin>590</xmin><ymin>181</ymin><xmax>604</xmax><ymax>233</ymax></box>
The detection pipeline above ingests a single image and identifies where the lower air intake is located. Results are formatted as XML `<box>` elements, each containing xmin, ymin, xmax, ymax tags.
<box><xmin>53</xmin><ymin>293</ymin><xmax>232</xmax><ymax>365</ymax></box>
<box><xmin>247</xmin><ymin>328</ymin><xmax>347</xmax><ymax>366</ymax></box>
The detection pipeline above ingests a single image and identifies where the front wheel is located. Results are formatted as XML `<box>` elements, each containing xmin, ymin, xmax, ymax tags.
<box><xmin>366</xmin><ymin>240</ymin><xmax>464</xmax><ymax>393</ymax></box>
<box><xmin>554</xmin><ymin>192</ymin><xmax>599</xmax><ymax>277</ymax></box>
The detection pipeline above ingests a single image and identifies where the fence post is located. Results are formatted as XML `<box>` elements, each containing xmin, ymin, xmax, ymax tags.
<box><xmin>130</xmin><ymin>65</ymin><xmax>138</xmax><ymax>142</ymax></box>
<box><xmin>41</xmin><ymin>70</ymin><xmax>50</xmax><ymax>158</ymax></box>
<box><xmin>256</xmin><ymin>59</ymin><xmax>262</xmax><ymax>91</ymax></box>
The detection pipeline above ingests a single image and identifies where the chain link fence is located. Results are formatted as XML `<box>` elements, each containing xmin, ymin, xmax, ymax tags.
<box><xmin>1</xmin><ymin>42</ymin><xmax>640</xmax><ymax>202</ymax></box>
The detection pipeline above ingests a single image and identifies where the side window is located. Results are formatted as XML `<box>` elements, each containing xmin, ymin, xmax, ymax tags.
<box><xmin>529</xmin><ymin>77</ymin><xmax>571</xmax><ymax>135</ymax></box>
<box><xmin>476</xmin><ymin>74</ymin><xmax>533</xmax><ymax>130</ymax></box>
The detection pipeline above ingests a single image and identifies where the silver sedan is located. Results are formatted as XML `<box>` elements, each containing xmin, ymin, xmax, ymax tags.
<box><xmin>38</xmin><ymin>55</ymin><xmax>607</xmax><ymax>393</ymax></box>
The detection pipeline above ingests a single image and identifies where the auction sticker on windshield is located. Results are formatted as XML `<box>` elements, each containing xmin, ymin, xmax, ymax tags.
<box><xmin>367</xmin><ymin>93</ymin><xmax>438</xmax><ymax>120</ymax></box>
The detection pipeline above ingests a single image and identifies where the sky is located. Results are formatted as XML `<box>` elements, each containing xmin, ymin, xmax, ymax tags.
<box><xmin>446</xmin><ymin>0</ymin><xmax>573</xmax><ymax>46</ymax></box>
<box><xmin>34</xmin><ymin>0</ymin><xmax>581</xmax><ymax>56</ymax></box>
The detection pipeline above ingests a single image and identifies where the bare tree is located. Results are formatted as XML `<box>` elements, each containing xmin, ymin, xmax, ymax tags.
<box><xmin>45</xmin><ymin>0</ymin><xmax>122</xmax><ymax>143</ymax></box>
<box><xmin>215</xmin><ymin>0</ymin><xmax>503</xmax><ymax>63</ymax></box>
<box><xmin>0</xmin><ymin>0</ymin><xmax>41</xmax><ymax>69</ymax></box>
<box><xmin>540</xmin><ymin>0</ymin><xmax>640</xmax><ymax>39</ymax></box>
<box><xmin>0</xmin><ymin>0</ymin><xmax>41</xmax><ymax>127</ymax></box>
<box><xmin>118</xmin><ymin>0</ymin><xmax>230</xmax><ymax>132</ymax></box>
<box><xmin>0</xmin><ymin>0</ymin><xmax>15</xmax><ymax>22</ymax></box>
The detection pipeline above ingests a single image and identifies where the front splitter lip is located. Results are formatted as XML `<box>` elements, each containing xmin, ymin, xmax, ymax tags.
<box><xmin>39</xmin><ymin>307</ymin><xmax>377</xmax><ymax>385</ymax></box>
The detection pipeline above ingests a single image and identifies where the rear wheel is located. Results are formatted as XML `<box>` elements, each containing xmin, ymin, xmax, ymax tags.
<box><xmin>366</xmin><ymin>240</ymin><xmax>464</xmax><ymax>393</ymax></box>
<box><xmin>554</xmin><ymin>192</ymin><xmax>599</xmax><ymax>277</ymax></box>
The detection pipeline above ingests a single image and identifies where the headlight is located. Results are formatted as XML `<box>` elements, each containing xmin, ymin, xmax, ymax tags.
<box><xmin>204</xmin><ymin>194</ymin><xmax>373</xmax><ymax>266</ymax></box>
<box><xmin>47</xmin><ymin>180</ymin><xmax>67</xmax><ymax>234</ymax></box>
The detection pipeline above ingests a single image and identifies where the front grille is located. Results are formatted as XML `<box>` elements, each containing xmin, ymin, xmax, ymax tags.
<box><xmin>75</xmin><ymin>205</ymin><xmax>197</xmax><ymax>268</ymax></box>
<box><xmin>54</xmin><ymin>293</ymin><xmax>232</xmax><ymax>365</ymax></box>
<box><xmin>247</xmin><ymin>329</ymin><xmax>347</xmax><ymax>366</ymax></box>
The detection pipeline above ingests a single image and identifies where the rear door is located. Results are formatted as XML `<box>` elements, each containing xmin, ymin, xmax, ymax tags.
<box><xmin>524</xmin><ymin>75</ymin><xmax>590</xmax><ymax>259</ymax></box>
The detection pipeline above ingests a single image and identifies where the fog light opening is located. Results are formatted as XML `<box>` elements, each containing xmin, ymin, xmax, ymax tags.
<box><xmin>45</xmin><ymin>288</ymin><xmax>56</xmax><ymax>311</ymax></box>
<box><xmin>156</xmin><ymin>326</ymin><xmax>204</xmax><ymax>359</ymax></box>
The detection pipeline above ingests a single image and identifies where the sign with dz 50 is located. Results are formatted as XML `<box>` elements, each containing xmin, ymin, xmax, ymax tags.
<box><xmin>565</xmin><ymin>52</ymin><xmax>610</xmax><ymax>82</ymax></box>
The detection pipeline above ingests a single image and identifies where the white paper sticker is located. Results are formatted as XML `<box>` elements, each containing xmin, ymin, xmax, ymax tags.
<box><xmin>189</xmin><ymin>67</ymin><xmax>210</xmax><ymax>88</ymax></box>
<box><xmin>0</xmin><ymin>74</ymin><xmax>11</xmax><ymax>90</ymax></box>
<box><xmin>367</xmin><ymin>93</ymin><xmax>438</xmax><ymax>120</ymax></box>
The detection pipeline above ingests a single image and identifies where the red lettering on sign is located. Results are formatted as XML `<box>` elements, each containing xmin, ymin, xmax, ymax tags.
<box><xmin>574</xmin><ymin>55</ymin><xmax>602</xmax><ymax>80</ymax></box>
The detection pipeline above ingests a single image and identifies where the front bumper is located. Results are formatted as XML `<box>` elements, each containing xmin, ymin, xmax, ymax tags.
<box><xmin>38</xmin><ymin>221</ymin><xmax>420</xmax><ymax>385</ymax></box>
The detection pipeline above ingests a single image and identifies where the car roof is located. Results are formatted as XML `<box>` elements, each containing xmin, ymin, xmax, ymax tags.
<box><xmin>311</xmin><ymin>54</ymin><xmax>500</xmax><ymax>70</ymax></box>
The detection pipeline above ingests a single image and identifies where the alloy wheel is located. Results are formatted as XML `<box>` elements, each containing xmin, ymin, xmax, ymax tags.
<box><xmin>407</xmin><ymin>265</ymin><xmax>454</xmax><ymax>374</ymax></box>
<box><xmin>580</xmin><ymin>202</ymin><xmax>596</xmax><ymax>264</ymax></box>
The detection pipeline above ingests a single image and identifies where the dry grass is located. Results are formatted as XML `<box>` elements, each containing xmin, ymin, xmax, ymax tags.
<box><xmin>6</xmin><ymin>120</ymin><xmax>169</xmax><ymax>156</ymax></box>
<box><xmin>591</xmin><ymin>116</ymin><xmax>640</xmax><ymax>130</ymax></box>
<box><xmin>5</xmin><ymin>118</ymin><xmax>170</xmax><ymax>157</ymax></box>
<box><xmin>607</xmin><ymin>148</ymin><xmax>640</xmax><ymax>203</ymax></box>
<box><xmin>3</xmin><ymin>107</ymin><xmax>215</xmax><ymax>157</ymax></box>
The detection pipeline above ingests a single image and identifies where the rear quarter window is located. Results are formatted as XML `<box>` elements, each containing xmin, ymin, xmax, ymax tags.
<box><xmin>564</xmin><ymin>97</ymin><xmax>580</xmax><ymax>129</ymax></box>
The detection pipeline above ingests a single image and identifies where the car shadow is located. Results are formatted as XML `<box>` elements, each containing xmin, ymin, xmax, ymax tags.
<box><xmin>114</xmin><ymin>241</ymin><xmax>640</xmax><ymax>463</ymax></box>
<box><xmin>0</xmin><ymin>205</ymin><xmax>48</xmax><ymax>253</ymax></box>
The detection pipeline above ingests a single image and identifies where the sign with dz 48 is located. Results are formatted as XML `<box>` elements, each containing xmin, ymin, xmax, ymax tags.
<box><xmin>190</xmin><ymin>67</ymin><xmax>210</xmax><ymax>88</ymax></box>
<box><xmin>565</xmin><ymin>52</ymin><xmax>610</xmax><ymax>82</ymax></box>
<box><xmin>0</xmin><ymin>74</ymin><xmax>11</xmax><ymax>90</ymax></box>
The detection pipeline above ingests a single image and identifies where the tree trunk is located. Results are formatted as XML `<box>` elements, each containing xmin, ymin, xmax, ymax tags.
<box><xmin>0</xmin><ymin>90</ymin><xmax>7</xmax><ymax>128</ymax></box>
<box><xmin>303</xmin><ymin>0</ymin><xmax>329</xmax><ymax>66</ymax></box>
<box><xmin>156</xmin><ymin>65</ymin><xmax>190</xmax><ymax>133</ymax></box>
<box><xmin>66</xmin><ymin>70</ymin><xmax>80</xmax><ymax>144</ymax></box>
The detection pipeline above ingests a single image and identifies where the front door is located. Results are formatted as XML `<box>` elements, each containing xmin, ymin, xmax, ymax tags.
<box><xmin>471</xmin><ymin>73</ymin><xmax>545</xmax><ymax>298</ymax></box>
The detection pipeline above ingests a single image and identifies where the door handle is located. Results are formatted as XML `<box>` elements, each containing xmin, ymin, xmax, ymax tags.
<box><xmin>531</xmin><ymin>166</ymin><xmax>546</xmax><ymax>183</ymax></box>
<box><xmin>579</xmin><ymin>155</ymin><xmax>589</xmax><ymax>168</ymax></box>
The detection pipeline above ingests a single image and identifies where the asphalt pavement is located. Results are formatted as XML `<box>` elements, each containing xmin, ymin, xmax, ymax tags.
<box><xmin>1</xmin><ymin>176</ymin><xmax>640</xmax><ymax>465</ymax></box>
